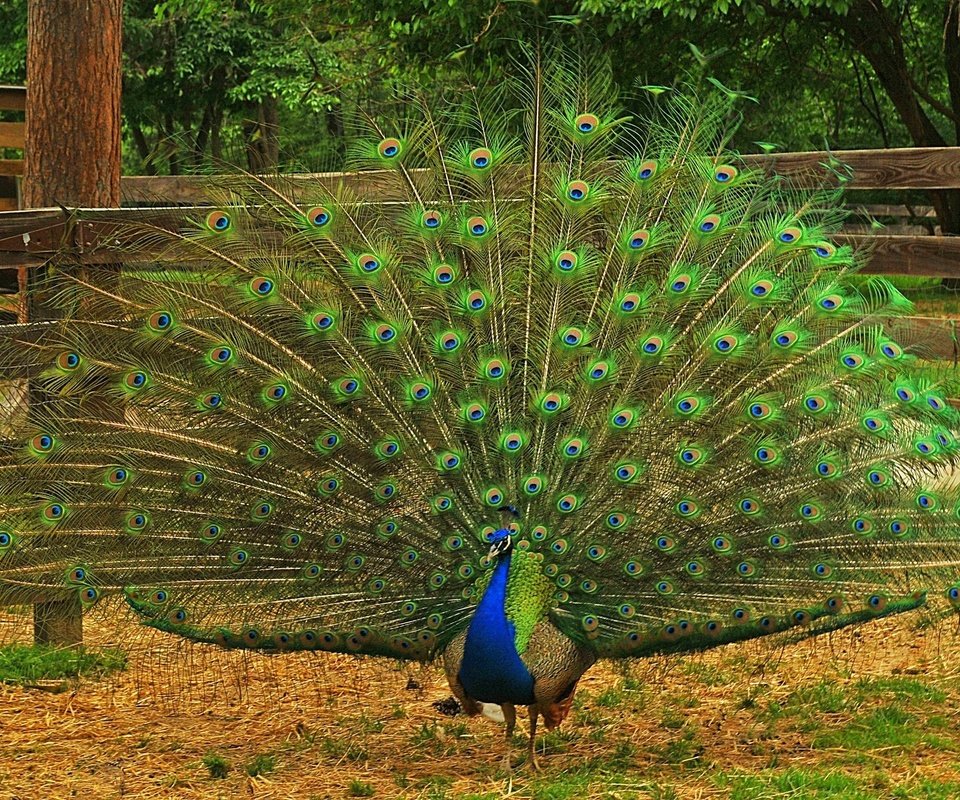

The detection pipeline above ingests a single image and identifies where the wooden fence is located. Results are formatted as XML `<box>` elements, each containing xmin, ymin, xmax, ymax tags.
<box><xmin>0</xmin><ymin>109</ymin><xmax>958</xmax><ymax>358</ymax></box>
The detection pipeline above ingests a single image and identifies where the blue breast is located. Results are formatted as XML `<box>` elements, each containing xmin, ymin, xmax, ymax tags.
<box><xmin>458</xmin><ymin>552</ymin><xmax>536</xmax><ymax>705</ymax></box>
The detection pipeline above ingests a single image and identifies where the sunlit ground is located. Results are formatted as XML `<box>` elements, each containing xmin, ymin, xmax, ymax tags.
<box><xmin>2</xmin><ymin>605</ymin><xmax>960</xmax><ymax>799</ymax></box>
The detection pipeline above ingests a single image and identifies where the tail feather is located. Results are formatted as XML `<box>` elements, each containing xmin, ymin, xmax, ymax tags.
<box><xmin>2</xmin><ymin>52</ymin><xmax>960</xmax><ymax>662</ymax></box>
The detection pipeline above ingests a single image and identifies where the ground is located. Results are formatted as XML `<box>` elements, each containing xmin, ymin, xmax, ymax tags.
<box><xmin>2</xmin><ymin>608</ymin><xmax>960</xmax><ymax>800</ymax></box>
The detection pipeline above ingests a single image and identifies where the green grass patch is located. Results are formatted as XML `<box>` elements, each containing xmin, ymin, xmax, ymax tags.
<box><xmin>0</xmin><ymin>643</ymin><xmax>126</xmax><ymax>685</ymax></box>
<box><xmin>811</xmin><ymin>705</ymin><xmax>955</xmax><ymax>754</ymax></box>
<box><xmin>244</xmin><ymin>753</ymin><xmax>277</xmax><ymax>777</ymax></box>
<box><xmin>718</xmin><ymin>769</ymin><xmax>960</xmax><ymax>800</ymax></box>
<box><xmin>718</xmin><ymin>768</ymin><xmax>884</xmax><ymax>799</ymax></box>
<box><xmin>201</xmin><ymin>751</ymin><xmax>230</xmax><ymax>779</ymax></box>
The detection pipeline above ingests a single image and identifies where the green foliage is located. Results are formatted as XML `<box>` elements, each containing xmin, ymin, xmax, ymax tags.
<box><xmin>244</xmin><ymin>752</ymin><xmax>277</xmax><ymax>777</ymax></box>
<box><xmin>0</xmin><ymin>643</ymin><xmax>126</xmax><ymax>685</ymax></box>
<box><xmin>201</xmin><ymin>751</ymin><xmax>231</xmax><ymax>779</ymax></box>
<box><xmin>348</xmin><ymin>779</ymin><xmax>375</xmax><ymax>797</ymax></box>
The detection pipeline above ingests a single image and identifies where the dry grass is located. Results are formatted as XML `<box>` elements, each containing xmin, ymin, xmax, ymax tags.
<box><xmin>2</xmin><ymin>609</ymin><xmax>960</xmax><ymax>799</ymax></box>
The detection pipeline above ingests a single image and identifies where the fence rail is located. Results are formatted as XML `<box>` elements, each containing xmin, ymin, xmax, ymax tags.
<box><xmin>1</xmin><ymin>145</ymin><xmax>959</xmax><ymax>358</ymax></box>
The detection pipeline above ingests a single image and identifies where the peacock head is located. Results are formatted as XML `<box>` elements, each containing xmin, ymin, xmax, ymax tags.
<box><xmin>488</xmin><ymin>528</ymin><xmax>513</xmax><ymax>559</ymax></box>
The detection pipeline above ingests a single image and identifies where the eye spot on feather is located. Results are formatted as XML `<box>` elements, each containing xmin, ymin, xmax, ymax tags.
<box><xmin>675</xmin><ymin>396</ymin><xmax>701</xmax><ymax>415</ymax></box>
<box><xmin>375</xmin><ymin>323</ymin><xmax>397</xmax><ymax>343</ymax></box>
<box><xmin>306</xmin><ymin>206</ymin><xmax>331</xmax><ymax>227</ymax></box>
<box><xmin>125</xmin><ymin>511</ymin><xmax>149</xmax><ymax>533</ymax></box>
<box><xmin>56</xmin><ymin>351</ymin><xmax>81</xmax><ymax>371</ymax></box>
<box><xmin>467</xmin><ymin>216</ymin><xmax>488</xmax><ymax>237</ymax></box>
<box><xmin>750</xmin><ymin>279</ymin><xmax>773</xmax><ymax>297</ymax></box>
<box><xmin>698</xmin><ymin>214</ymin><xmax>720</xmax><ymax>233</ymax></box>
<box><xmin>714</xmin><ymin>164</ymin><xmax>738</xmax><ymax>183</ymax></box>
<box><xmin>947</xmin><ymin>585</ymin><xmax>960</xmax><ymax>606</ymax></box>
<box><xmin>358</xmin><ymin>254</ymin><xmax>380</xmax><ymax>274</ymax></box>
<box><xmin>438</xmin><ymin>451</ymin><xmax>461</xmax><ymax>471</ymax></box>
<box><xmin>469</xmin><ymin>147</ymin><xmax>492</xmax><ymax>169</ymax></box>
<box><xmin>148</xmin><ymin>311</ymin><xmax>174</xmax><ymax>333</ymax></box>
<box><xmin>655</xmin><ymin>535</ymin><xmax>675</xmax><ymax>553</ymax></box>
<box><xmin>755</xmin><ymin>446</ymin><xmax>778</xmax><ymax>465</ymax></box>
<box><xmin>686</xmin><ymin>560</ymin><xmax>705</xmax><ymax>577</ymax></box>
<box><xmin>318</xmin><ymin>475</ymin><xmax>341</xmax><ymax>495</ymax></box>
<box><xmin>842</xmin><ymin>353</ymin><xmax>865</xmax><ymax>369</ymax></box>
<box><xmin>124</xmin><ymin>370</ymin><xmax>149</xmax><ymax>390</ymax></box>
<box><xmin>252</xmin><ymin>501</ymin><xmax>273</xmax><ymax>520</ymax></box>
<box><xmin>606</xmin><ymin>512</ymin><xmax>626</xmax><ymax>529</ymax></box>
<box><xmin>739</xmin><ymin>497</ymin><xmax>760</xmax><ymax>515</ymax></box>
<box><xmin>465</xmin><ymin>289</ymin><xmax>488</xmax><ymax>312</ymax></box>
<box><xmin>574</xmin><ymin>113</ymin><xmax>599</xmax><ymax>133</ymax></box>
<box><xmin>889</xmin><ymin>519</ymin><xmax>909</xmax><ymax>536</ymax></box>
<box><xmin>556</xmin><ymin>250</ymin><xmax>578</xmax><ymax>272</ymax></box>
<box><xmin>30</xmin><ymin>433</ymin><xmax>55</xmax><ymax>454</ymax></box>
<box><xmin>879</xmin><ymin>340</ymin><xmax>903</xmax><ymax>360</ymax></box>
<box><xmin>250</xmin><ymin>277</ymin><xmax>275</xmax><ymax>297</ymax></box>
<box><xmin>814</xmin><ymin>242</ymin><xmax>836</xmax><ymax>258</ymax></box>
<box><xmin>917</xmin><ymin>493</ymin><xmax>937</xmax><ymax>510</ymax></box>
<box><xmin>737</xmin><ymin>561</ymin><xmax>757</xmax><ymax>577</ymax></box>
<box><xmin>409</xmin><ymin>381</ymin><xmax>431</xmax><ymax>401</ymax></box>
<box><xmin>105</xmin><ymin>466</ymin><xmax>131</xmax><ymax>488</ymax></box>
<box><xmin>712</xmin><ymin>334</ymin><xmax>739</xmax><ymax>354</ymax></box>
<box><xmin>670</xmin><ymin>274</ymin><xmax>691</xmax><ymax>293</ymax></box>
<box><xmin>501</xmin><ymin>432</ymin><xmax>525</xmax><ymax>452</ymax></box>
<box><xmin>539</xmin><ymin>392</ymin><xmax>564</xmax><ymax>413</ymax></box>
<box><xmin>636</xmin><ymin>159</ymin><xmax>658</xmax><ymax>181</ymax></box>
<box><xmin>623</xmin><ymin>560</ymin><xmax>643</xmax><ymax>577</ymax></box>
<box><xmin>773</xmin><ymin>330</ymin><xmax>798</xmax><ymax>349</ymax></box>
<box><xmin>566</xmin><ymin>180</ymin><xmax>590</xmax><ymax>202</ymax></box>
<box><xmin>433</xmin><ymin>264</ymin><xmax>457</xmax><ymax>285</ymax></box>
<box><xmin>867</xmin><ymin>594</ymin><xmax>887</xmax><ymax>613</ymax></box>
<box><xmin>818</xmin><ymin>294</ymin><xmax>843</xmax><ymax>311</ymax></box>
<box><xmin>378</xmin><ymin>138</ymin><xmax>402</xmax><ymax>159</ymax></box>
<box><xmin>675</xmin><ymin>499</ymin><xmax>699</xmax><ymax>517</ymax></box>
<box><xmin>768</xmin><ymin>533</ymin><xmax>790</xmax><ymax>550</ymax></box>
<box><xmin>310</xmin><ymin>310</ymin><xmax>337</xmax><ymax>333</ymax></box>
<box><xmin>523</xmin><ymin>476</ymin><xmax>543</xmax><ymax>495</ymax></box>
<box><xmin>421</xmin><ymin>209</ymin><xmax>442</xmax><ymax>229</ymax></box>
<box><xmin>640</xmin><ymin>336</ymin><xmax>664</xmax><ymax>356</ymax></box>
<box><xmin>627</xmin><ymin>229</ymin><xmax>649</xmax><ymax>250</ymax></box>
<box><xmin>712</xmin><ymin>536</ymin><xmax>733</xmax><ymax>554</ymax></box>
<box><xmin>611</xmin><ymin>408</ymin><xmax>635</xmax><ymax>428</ymax></box>
<box><xmin>205</xmin><ymin>210</ymin><xmax>231</xmax><ymax>232</ymax></box>
<box><xmin>777</xmin><ymin>226</ymin><xmax>802</xmax><ymax>243</ymax></box>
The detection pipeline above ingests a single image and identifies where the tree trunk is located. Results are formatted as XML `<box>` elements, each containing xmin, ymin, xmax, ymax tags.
<box><xmin>833</xmin><ymin>0</ymin><xmax>960</xmax><ymax>285</ymax></box>
<box><xmin>23</xmin><ymin>0</ymin><xmax>123</xmax><ymax>646</ymax></box>
<box><xmin>244</xmin><ymin>96</ymin><xmax>281</xmax><ymax>171</ymax></box>
<box><xmin>23</xmin><ymin>0</ymin><xmax>122</xmax><ymax>209</ymax></box>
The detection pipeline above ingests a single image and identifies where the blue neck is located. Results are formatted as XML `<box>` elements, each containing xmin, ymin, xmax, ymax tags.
<box><xmin>458</xmin><ymin>551</ymin><xmax>536</xmax><ymax>705</ymax></box>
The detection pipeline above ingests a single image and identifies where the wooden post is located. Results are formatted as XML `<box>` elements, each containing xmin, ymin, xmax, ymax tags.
<box><xmin>23</xmin><ymin>0</ymin><xmax>123</xmax><ymax>646</ymax></box>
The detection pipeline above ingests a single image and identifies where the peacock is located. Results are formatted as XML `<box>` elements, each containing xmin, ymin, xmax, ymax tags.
<box><xmin>3</xmin><ymin>50</ymin><xmax>960</xmax><ymax>770</ymax></box>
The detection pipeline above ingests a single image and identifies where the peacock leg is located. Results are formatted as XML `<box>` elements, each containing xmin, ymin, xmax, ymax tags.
<box><xmin>502</xmin><ymin>702</ymin><xmax>517</xmax><ymax>771</ymax></box>
<box><xmin>527</xmin><ymin>708</ymin><xmax>541</xmax><ymax>771</ymax></box>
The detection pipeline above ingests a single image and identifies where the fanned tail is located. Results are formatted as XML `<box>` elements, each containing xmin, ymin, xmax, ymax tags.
<box><xmin>1</xmin><ymin>51</ymin><xmax>960</xmax><ymax>663</ymax></box>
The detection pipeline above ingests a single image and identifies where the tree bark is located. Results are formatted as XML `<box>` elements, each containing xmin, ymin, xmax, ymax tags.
<box><xmin>23</xmin><ymin>0</ymin><xmax>123</xmax><ymax>646</ymax></box>
<box><xmin>244</xmin><ymin>96</ymin><xmax>280</xmax><ymax>171</ymax></box>
<box><xmin>23</xmin><ymin>0</ymin><xmax>122</xmax><ymax>209</ymax></box>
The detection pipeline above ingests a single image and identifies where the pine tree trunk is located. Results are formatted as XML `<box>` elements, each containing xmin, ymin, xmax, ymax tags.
<box><xmin>23</xmin><ymin>0</ymin><xmax>123</xmax><ymax>646</ymax></box>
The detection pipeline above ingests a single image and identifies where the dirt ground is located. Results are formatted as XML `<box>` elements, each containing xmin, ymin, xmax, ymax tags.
<box><xmin>2</xmin><ymin>609</ymin><xmax>960</xmax><ymax>800</ymax></box>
